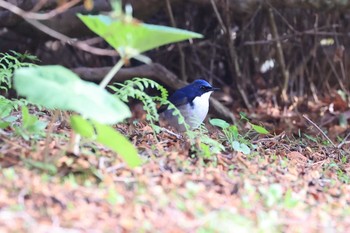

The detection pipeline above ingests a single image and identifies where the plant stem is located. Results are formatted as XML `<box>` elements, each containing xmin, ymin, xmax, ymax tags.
<box><xmin>68</xmin><ymin>59</ymin><xmax>125</xmax><ymax>155</ymax></box>
<box><xmin>99</xmin><ymin>59</ymin><xmax>125</xmax><ymax>88</ymax></box>
<box><xmin>43</xmin><ymin>110</ymin><xmax>59</xmax><ymax>162</ymax></box>
<box><xmin>73</xmin><ymin>133</ymin><xmax>81</xmax><ymax>155</ymax></box>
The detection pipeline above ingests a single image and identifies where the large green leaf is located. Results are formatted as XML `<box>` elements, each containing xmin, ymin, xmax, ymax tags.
<box><xmin>70</xmin><ymin>115</ymin><xmax>141</xmax><ymax>168</ymax></box>
<box><xmin>78</xmin><ymin>14</ymin><xmax>203</xmax><ymax>56</ymax></box>
<box><xmin>14</xmin><ymin>65</ymin><xmax>131</xmax><ymax>124</ymax></box>
<box><xmin>209</xmin><ymin>118</ymin><xmax>230</xmax><ymax>129</ymax></box>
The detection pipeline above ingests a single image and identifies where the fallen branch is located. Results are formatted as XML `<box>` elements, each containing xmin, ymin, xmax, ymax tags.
<box><xmin>0</xmin><ymin>0</ymin><xmax>117</xmax><ymax>56</ymax></box>
<box><xmin>72</xmin><ymin>63</ymin><xmax>236</xmax><ymax>123</ymax></box>
<box><xmin>0</xmin><ymin>0</ymin><xmax>81</xmax><ymax>20</ymax></box>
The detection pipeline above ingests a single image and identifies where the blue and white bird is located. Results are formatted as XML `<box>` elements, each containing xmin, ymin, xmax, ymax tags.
<box><xmin>159</xmin><ymin>79</ymin><xmax>219</xmax><ymax>132</ymax></box>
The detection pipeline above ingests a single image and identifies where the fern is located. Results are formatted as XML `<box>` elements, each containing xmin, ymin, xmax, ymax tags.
<box><xmin>110</xmin><ymin>78</ymin><xmax>163</xmax><ymax>125</ymax></box>
<box><xmin>110</xmin><ymin>78</ymin><xmax>191</xmax><ymax>132</ymax></box>
<box><xmin>0</xmin><ymin>51</ymin><xmax>38</xmax><ymax>92</ymax></box>
<box><xmin>0</xmin><ymin>51</ymin><xmax>39</xmax><ymax>129</ymax></box>
<box><xmin>110</xmin><ymin>78</ymin><xmax>159</xmax><ymax>130</ymax></box>
<box><xmin>115</xmin><ymin>78</ymin><xmax>169</xmax><ymax>100</ymax></box>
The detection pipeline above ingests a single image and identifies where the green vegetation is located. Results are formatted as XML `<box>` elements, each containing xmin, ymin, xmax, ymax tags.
<box><xmin>110</xmin><ymin>77</ymin><xmax>169</xmax><ymax>131</ymax></box>
<box><xmin>10</xmin><ymin>1</ymin><xmax>203</xmax><ymax>167</ymax></box>
<box><xmin>14</xmin><ymin>106</ymin><xmax>47</xmax><ymax>141</ymax></box>
<box><xmin>0</xmin><ymin>52</ymin><xmax>38</xmax><ymax>129</ymax></box>
<box><xmin>1</xmin><ymin>1</ymin><xmax>349</xmax><ymax>232</ymax></box>
<box><xmin>210</xmin><ymin>114</ymin><xmax>269</xmax><ymax>155</ymax></box>
<box><xmin>0</xmin><ymin>51</ymin><xmax>38</xmax><ymax>92</ymax></box>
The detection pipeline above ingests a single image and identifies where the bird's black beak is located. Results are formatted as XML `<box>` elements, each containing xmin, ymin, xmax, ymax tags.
<box><xmin>211</xmin><ymin>87</ymin><xmax>220</xmax><ymax>91</ymax></box>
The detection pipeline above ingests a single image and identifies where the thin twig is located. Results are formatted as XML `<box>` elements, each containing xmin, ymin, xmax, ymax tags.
<box><xmin>0</xmin><ymin>0</ymin><xmax>81</xmax><ymax>20</ymax></box>
<box><xmin>31</xmin><ymin>0</ymin><xmax>49</xmax><ymax>12</ymax></box>
<box><xmin>25</xmin><ymin>19</ymin><xmax>118</xmax><ymax>56</ymax></box>
<box><xmin>302</xmin><ymin>114</ymin><xmax>336</xmax><ymax>147</ymax></box>
<box><xmin>322</xmin><ymin>47</ymin><xmax>348</xmax><ymax>95</ymax></box>
<box><xmin>43</xmin><ymin>110</ymin><xmax>59</xmax><ymax>161</ymax></box>
<box><xmin>165</xmin><ymin>0</ymin><xmax>187</xmax><ymax>81</ymax></box>
<box><xmin>210</xmin><ymin>0</ymin><xmax>226</xmax><ymax>33</ymax></box>
<box><xmin>267</xmin><ymin>7</ymin><xmax>289</xmax><ymax>102</ymax></box>
<box><xmin>25</xmin><ymin>18</ymin><xmax>72</xmax><ymax>41</ymax></box>
<box><xmin>337</xmin><ymin>132</ymin><xmax>350</xmax><ymax>149</ymax></box>
<box><xmin>222</xmin><ymin>0</ymin><xmax>252</xmax><ymax>110</ymax></box>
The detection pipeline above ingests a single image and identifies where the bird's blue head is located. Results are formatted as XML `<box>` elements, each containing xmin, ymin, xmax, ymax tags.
<box><xmin>186</xmin><ymin>79</ymin><xmax>219</xmax><ymax>97</ymax></box>
<box><xmin>167</xmin><ymin>79</ymin><xmax>219</xmax><ymax>106</ymax></box>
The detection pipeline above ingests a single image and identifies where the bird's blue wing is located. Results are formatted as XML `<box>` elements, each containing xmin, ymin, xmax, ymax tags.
<box><xmin>158</xmin><ymin>89</ymin><xmax>192</xmax><ymax>113</ymax></box>
<box><xmin>168</xmin><ymin>90</ymin><xmax>191</xmax><ymax>107</ymax></box>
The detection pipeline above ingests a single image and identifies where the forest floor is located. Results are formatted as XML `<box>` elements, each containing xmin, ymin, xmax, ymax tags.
<box><xmin>0</xmin><ymin>97</ymin><xmax>350</xmax><ymax>233</ymax></box>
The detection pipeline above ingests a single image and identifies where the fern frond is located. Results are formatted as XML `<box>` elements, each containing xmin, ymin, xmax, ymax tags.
<box><xmin>0</xmin><ymin>51</ymin><xmax>37</xmax><ymax>92</ymax></box>
<box><xmin>111</xmin><ymin>78</ymin><xmax>165</xmax><ymax>127</ymax></box>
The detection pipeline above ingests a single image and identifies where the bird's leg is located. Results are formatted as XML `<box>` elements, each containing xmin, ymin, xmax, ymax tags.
<box><xmin>160</xmin><ymin>127</ymin><xmax>183</xmax><ymax>140</ymax></box>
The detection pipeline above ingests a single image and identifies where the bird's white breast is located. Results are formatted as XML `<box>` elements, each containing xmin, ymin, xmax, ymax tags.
<box><xmin>160</xmin><ymin>91</ymin><xmax>213</xmax><ymax>131</ymax></box>
<box><xmin>175</xmin><ymin>91</ymin><xmax>212</xmax><ymax>130</ymax></box>
<box><xmin>190</xmin><ymin>91</ymin><xmax>212</xmax><ymax>122</ymax></box>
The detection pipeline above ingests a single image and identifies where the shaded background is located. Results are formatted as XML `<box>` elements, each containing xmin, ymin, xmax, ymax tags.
<box><xmin>1</xmin><ymin>0</ymin><xmax>350</xmax><ymax>134</ymax></box>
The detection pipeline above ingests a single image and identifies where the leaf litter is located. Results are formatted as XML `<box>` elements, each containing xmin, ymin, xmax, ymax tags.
<box><xmin>0</xmin><ymin>100</ymin><xmax>350</xmax><ymax>232</ymax></box>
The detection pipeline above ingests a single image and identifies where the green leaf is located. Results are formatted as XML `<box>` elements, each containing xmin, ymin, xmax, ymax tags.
<box><xmin>107</xmin><ymin>185</ymin><xmax>125</xmax><ymax>205</ymax></box>
<box><xmin>228</xmin><ymin>125</ymin><xmax>239</xmax><ymax>139</ymax></box>
<box><xmin>200</xmin><ymin>135</ymin><xmax>225</xmax><ymax>153</ymax></box>
<box><xmin>70</xmin><ymin>116</ymin><xmax>95</xmax><ymax>138</ymax></box>
<box><xmin>199</xmin><ymin>143</ymin><xmax>212</xmax><ymax>158</ymax></box>
<box><xmin>71</xmin><ymin>115</ymin><xmax>141</xmax><ymax>168</ymax></box>
<box><xmin>232</xmin><ymin>141</ymin><xmax>251</xmax><ymax>155</ymax></box>
<box><xmin>110</xmin><ymin>0</ymin><xmax>122</xmax><ymax>16</ymax></box>
<box><xmin>339</xmin><ymin>113</ymin><xmax>348</xmax><ymax>127</ymax></box>
<box><xmin>250</xmin><ymin>123</ymin><xmax>269</xmax><ymax>134</ymax></box>
<box><xmin>240</xmin><ymin>143</ymin><xmax>251</xmax><ymax>155</ymax></box>
<box><xmin>14</xmin><ymin>65</ymin><xmax>131</xmax><ymax>124</ymax></box>
<box><xmin>22</xmin><ymin>158</ymin><xmax>57</xmax><ymax>174</ymax></box>
<box><xmin>239</xmin><ymin>112</ymin><xmax>249</xmax><ymax>121</ymax></box>
<box><xmin>78</xmin><ymin>14</ymin><xmax>203</xmax><ymax>56</ymax></box>
<box><xmin>209</xmin><ymin>118</ymin><xmax>230</xmax><ymax>129</ymax></box>
<box><xmin>304</xmin><ymin>133</ymin><xmax>318</xmax><ymax>143</ymax></box>
<box><xmin>19</xmin><ymin>106</ymin><xmax>47</xmax><ymax>139</ymax></box>
<box><xmin>0</xmin><ymin>121</ymin><xmax>10</xmax><ymax>129</ymax></box>
<box><xmin>3</xmin><ymin>115</ymin><xmax>18</xmax><ymax>123</ymax></box>
<box><xmin>0</xmin><ymin>98</ymin><xmax>13</xmax><ymax>118</ymax></box>
<box><xmin>283</xmin><ymin>189</ymin><xmax>299</xmax><ymax>208</ymax></box>
<box><xmin>259</xmin><ymin>184</ymin><xmax>284</xmax><ymax>207</ymax></box>
<box><xmin>22</xmin><ymin>106</ymin><xmax>35</xmax><ymax>129</ymax></box>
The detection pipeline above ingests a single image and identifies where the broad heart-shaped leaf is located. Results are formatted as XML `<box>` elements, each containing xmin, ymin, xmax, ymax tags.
<box><xmin>14</xmin><ymin>65</ymin><xmax>131</xmax><ymax>124</ymax></box>
<box><xmin>78</xmin><ymin>14</ymin><xmax>203</xmax><ymax>55</ymax></box>
<box><xmin>70</xmin><ymin>115</ymin><xmax>141</xmax><ymax>168</ymax></box>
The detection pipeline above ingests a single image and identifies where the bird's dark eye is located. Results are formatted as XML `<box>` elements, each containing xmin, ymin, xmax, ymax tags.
<box><xmin>200</xmin><ymin>86</ymin><xmax>209</xmax><ymax>91</ymax></box>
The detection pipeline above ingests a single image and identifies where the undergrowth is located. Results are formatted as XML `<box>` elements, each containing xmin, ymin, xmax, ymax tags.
<box><xmin>0</xmin><ymin>52</ymin><xmax>38</xmax><ymax>130</ymax></box>
<box><xmin>110</xmin><ymin>77</ymin><xmax>169</xmax><ymax>130</ymax></box>
<box><xmin>110</xmin><ymin>77</ymin><xmax>226</xmax><ymax>156</ymax></box>
<box><xmin>0</xmin><ymin>51</ymin><xmax>38</xmax><ymax>92</ymax></box>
